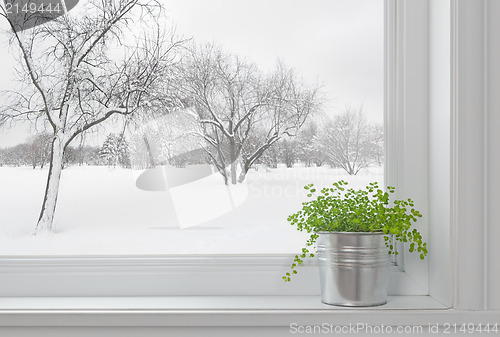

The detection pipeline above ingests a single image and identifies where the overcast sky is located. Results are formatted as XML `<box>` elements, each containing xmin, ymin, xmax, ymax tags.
<box><xmin>0</xmin><ymin>0</ymin><xmax>383</xmax><ymax>147</ymax></box>
<box><xmin>166</xmin><ymin>0</ymin><xmax>384</xmax><ymax>117</ymax></box>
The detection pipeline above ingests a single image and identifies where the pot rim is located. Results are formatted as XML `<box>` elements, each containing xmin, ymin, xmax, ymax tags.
<box><xmin>316</xmin><ymin>231</ymin><xmax>387</xmax><ymax>235</ymax></box>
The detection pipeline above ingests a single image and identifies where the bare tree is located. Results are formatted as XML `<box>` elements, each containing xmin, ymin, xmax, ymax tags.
<box><xmin>278</xmin><ymin>137</ymin><xmax>299</xmax><ymax>168</ymax></box>
<box><xmin>128</xmin><ymin>109</ymin><xmax>203</xmax><ymax>168</ymax></box>
<box><xmin>0</xmin><ymin>0</ymin><xmax>184</xmax><ymax>233</ymax></box>
<box><xmin>75</xmin><ymin>145</ymin><xmax>101</xmax><ymax>166</ymax></box>
<box><xmin>370</xmin><ymin>123</ymin><xmax>384</xmax><ymax>166</ymax></box>
<box><xmin>179</xmin><ymin>44</ymin><xmax>321</xmax><ymax>184</ymax></box>
<box><xmin>26</xmin><ymin>133</ymin><xmax>51</xmax><ymax>169</ymax></box>
<box><xmin>296</xmin><ymin>120</ymin><xmax>327</xmax><ymax>167</ymax></box>
<box><xmin>1</xmin><ymin>143</ymin><xmax>28</xmax><ymax>166</ymax></box>
<box><xmin>321</xmin><ymin>107</ymin><xmax>383</xmax><ymax>175</ymax></box>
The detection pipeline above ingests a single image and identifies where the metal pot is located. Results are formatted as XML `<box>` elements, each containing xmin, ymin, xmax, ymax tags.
<box><xmin>317</xmin><ymin>232</ymin><xmax>390</xmax><ymax>306</ymax></box>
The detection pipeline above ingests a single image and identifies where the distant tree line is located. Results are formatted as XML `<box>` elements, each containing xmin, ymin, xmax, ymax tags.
<box><xmin>0</xmin><ymin>108</ymin><xmax>382</xmax><ymax>176</ymax></box>
<box><xmin>251</xmin><ymin>108</ymin><xmax>383</xmax><ymax>175</ymax></box>
<box><xmin>0</xmin><ymin>133</ymin><xmax>128</xmax><ymax>169</ymax></box>
<box><xmin>123</xmin><ymin>106</ymin><xmax>383</xmax><ymax>175</ymax></box>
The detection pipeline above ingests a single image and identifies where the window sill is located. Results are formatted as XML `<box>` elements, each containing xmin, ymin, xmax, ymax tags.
<box><xmin>1</xmin><ymin>295</ymin><xmax>496</xmax><ymax>327</ymax></box>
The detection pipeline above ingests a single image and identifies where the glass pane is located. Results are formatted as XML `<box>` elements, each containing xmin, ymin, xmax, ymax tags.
<box><xmin>0</xmin><ymin>0</ymin><xmax>384</xmax><ymax>255</ymax></box>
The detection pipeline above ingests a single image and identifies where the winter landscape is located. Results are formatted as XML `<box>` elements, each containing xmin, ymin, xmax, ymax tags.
<box><xmin>0</xmin><ymin>0</ymin><xmax>384</xmax><ymax>255</ymax></box>
<box><xmin>0</xmin><ymin>164</ymin><xmax>383</xmax><ymax>255</ymax></box>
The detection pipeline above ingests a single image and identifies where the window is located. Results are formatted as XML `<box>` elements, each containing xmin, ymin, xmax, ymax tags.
<box><xmin>0</xmin><ymin>0</ymin><xmax>384</xmax><ymax>255</ymax></box>
<box><xmin>0</xmin><ymin>0</ymin><xmax>432</xmax><ymax>299</ymax></box>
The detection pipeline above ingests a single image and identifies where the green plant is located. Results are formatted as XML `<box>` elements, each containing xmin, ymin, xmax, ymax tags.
<box><xmin>283</xmin><ymin>180</ymin><xmax>427</xmax><ymax>282</ymax></box>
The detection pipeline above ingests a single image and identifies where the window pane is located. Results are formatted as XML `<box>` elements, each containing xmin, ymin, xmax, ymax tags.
<box><xmin>0</xmin><ymin>0</ymin><xmax>384</xmax><ymax>255</ymax></box>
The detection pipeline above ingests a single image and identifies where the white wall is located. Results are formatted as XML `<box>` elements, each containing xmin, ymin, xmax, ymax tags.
<box><xmin>450</xmin><ymin>0</ymin><xmax>499</xmax><ymax>311</ymax></box>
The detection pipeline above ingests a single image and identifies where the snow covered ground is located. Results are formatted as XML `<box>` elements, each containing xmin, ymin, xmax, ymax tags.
<box><xmin>0</xmin><ymin>164</ymin><xmax>383</xmax><ymax>255</ymax></box>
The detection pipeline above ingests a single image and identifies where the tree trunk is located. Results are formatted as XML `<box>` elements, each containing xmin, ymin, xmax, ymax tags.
<box><xmin>347</xmin><ymin>162</ymin><xmax>355</xmax><ymax>175</ymax></box>
<box><xmin>35</xmin><ymin>136</ymin><xmax>64</xmax><ymax>234</ymax></box>
<box><xmin>238</xmin><ymin>164</ymin><xmax>248</xmax><ymax>183</ymax></box>
<box><xmin>229</xmin><ymin>137</ymin><xmax>237</xmax><ymax>185</ymax></box>
<box><xmin>143</xmin><ymin>134</ymin><xmax>156</xmax><ymax>168</ymax></box>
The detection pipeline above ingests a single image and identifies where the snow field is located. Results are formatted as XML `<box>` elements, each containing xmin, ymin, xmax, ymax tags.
<box><xmin>0</xmin><ymin>165</ymin><xmax>383</xmax><ymax>255</ymax></box>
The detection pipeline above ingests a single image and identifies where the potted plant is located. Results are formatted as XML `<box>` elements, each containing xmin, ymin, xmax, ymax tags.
<box><xmin>283</xmin><ymin>180</ymin><xmax>427</xmax><ymax>307</ymax></box>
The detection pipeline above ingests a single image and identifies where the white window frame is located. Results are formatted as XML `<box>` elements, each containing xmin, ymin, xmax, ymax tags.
<box><xmin>0</xmin><ymin>0</ymin><xmax>431</xmax><ymax>299</ymax></box>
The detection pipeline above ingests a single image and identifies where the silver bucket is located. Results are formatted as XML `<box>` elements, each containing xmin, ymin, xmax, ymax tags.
<box><xmin>317</xmin><ymin>232</ymin><xmax>390</xmax><ymax>306</ymax></box>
